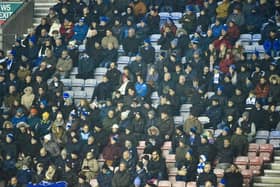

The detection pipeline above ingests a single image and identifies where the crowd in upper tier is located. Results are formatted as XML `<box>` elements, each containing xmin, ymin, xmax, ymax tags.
<box><xmin>0</xmin><ymin>0</ymin><xmax>280</xmax><ymax>187</ymax></box>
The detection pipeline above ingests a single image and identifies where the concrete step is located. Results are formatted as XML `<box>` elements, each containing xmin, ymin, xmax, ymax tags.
<box><xmin>253</xmin><ymin>183</ymin><xmax>280</xmax><ymax>187</ymax></box>
<box><xmin>254</xmin><ymin>176</ymin><xmax>280</xmax><ymax>184</ymax></box>
<box><xmin>34</xmin><ymin>12</ymin><xmax>48</xmax><ymax>18</ymax></box>
<box><xmin>264</xmin><ymin>169</ymin><xmax>280</xmax><ymax>177</ymax></box>
<box><xmin>274</xmin><ymin>156</ymin><xmax>280</xmax><ymax>163</ymax></box>
<box><xmin>264</xmin><ymin>163</ymin><xmax>280</xmax><ymax>170</ymax></box>
<box><xmin>34</xmin><ymin>7</ymin><xmax>50</xmax><ymax>12</ymax></box>
<box><xmin>34</xmin><ymin>2</ymin><xmax>56</xmax><ymax>7</ymax></box>
<box><xmin>274</xmin><ymin>149</ymin><xmax>280</xmax><ymax>156</ymax></box>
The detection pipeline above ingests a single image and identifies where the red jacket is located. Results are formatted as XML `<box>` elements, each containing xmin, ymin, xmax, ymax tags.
<box><xmin>102</xmin><ymin>143</ymin><xmax>122</xmax><ymax>161</ymax></box>
<box><xmin>219</xmin><ymin>57</ymin><xmax>234</xmax><ymax>73</ymax></box>
<box><xmin>213</xmin><ymin>37</ymin><xmax>232</xmax><ymax>50</ymax></box>
<box><xmin>255</xmin><ymin>83</ymin><xmax>270</xmax><ymax>98</ymax></box>
<box><xmin>226</xmin><ymin>25</ymin><xmax>240</xmax><ymax>42</ymax></box>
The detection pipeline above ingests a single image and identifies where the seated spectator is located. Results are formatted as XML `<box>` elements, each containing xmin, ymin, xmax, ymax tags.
<box><xmin>123</xmin><ymin>28</ymin><xmax>141</xmax><ymax>56</ymax></box>
<box><xmin>147</xmin><ymin>150</ymin><xmax>168</xmax><ymax>180</ymax></box>
<box><xmin>216</xmin><ymin>138</ymin><xmax>234</xmax><ymax>168</ymax></box>
<box><xmin>102</xmin><ymin>135</ymin><xmax>122</xmax><ymax>167</ymax></box>
<box><xmin>101</xmin><ymin>29</ymin><xmax>119</xmax><ymax>50</ymax></box>
<box><xmin>55</xmin><ymin>50</ymin><xmax>73</xmax><ymax>78</ymax></box>
<box><xmin>72</xmin><ymin>17</ymin><xmax>89</xmax><ymax>44</ymax></box>
<box><xmin>112</xmin><ymin>162</ymin><xmax>132</xmax><ymax>186</ymax></box>
<box><xmin>176</xmin><ymin>150</ymin><xmax>197</xmax><ymax>182</ymax></box>
<box><xmin>255</xmin><ymin>77</ymin><xmax>270</xmax><ymax>105</ymax></box>
<box><xmin>97</xmin><ymin>164</ymin><xmax>113</xmax><ymax>187</ymax></box>
<box><xmin>231</xmin><ymin>126</ymin><xmax>248</xmax><ymax>156</ymax></box>
<box><xmin>221</xmin><ymin>164</ymin><xmax>243</xmax><ymax>187</ymax></box>
<box><xmin>81</xmin><ymin>151</ymin><xmax>99</xmax><ymax>182</ymax></box>
<box><xmin>197</xmin><ymin>162</ymin><xmax>217</xmax><ymax>187</ymax></box>
<box><xmin>183</xmin><ymin>111</ymin><xmax>203</xmax><ymax>135</ymax></box>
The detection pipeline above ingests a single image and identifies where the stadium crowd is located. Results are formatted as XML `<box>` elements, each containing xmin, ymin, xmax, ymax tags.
<box><xmin>0</xmin><ymin>0</ymin><xmax>280</xmax><ymax>186</ymax></box>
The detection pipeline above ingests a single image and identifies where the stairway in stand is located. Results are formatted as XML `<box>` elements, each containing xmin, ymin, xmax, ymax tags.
<box><xmin>253</xmin><ymin>150</ymin><xmax>280</xmax><ymax>187</ymax></box>
<box><xmin>33</xmin><ymin>0</ymin><xmax>56</xmax><ymax>27</ymax></box>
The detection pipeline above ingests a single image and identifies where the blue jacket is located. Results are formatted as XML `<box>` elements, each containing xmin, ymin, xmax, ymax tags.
<box><xmin>72</xmin><ymin>23</ymin><xmax>88</xmax><ymax>43</ymax></box>
<box><xmin>135</xmin><ymin>82</ymin><xmax>148</xmax><ymax>97</ymax></box>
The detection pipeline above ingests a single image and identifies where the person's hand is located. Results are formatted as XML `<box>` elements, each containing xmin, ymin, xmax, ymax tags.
<box><xmin>165</xmin><ymin>135</ymin><xmax>170</xmax><ymax>140</ymax></box>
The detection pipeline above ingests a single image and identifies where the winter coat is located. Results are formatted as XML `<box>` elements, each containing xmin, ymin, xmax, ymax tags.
<box><xmin>21</xmin><ymin>87</ymin><xmax>35</xmax><ymax>110</ymax></box>
<box><xmin>97</xmin><ymin>170</ymin><xmax>113</xmax><ymax>187</ymax></box>
<box><xmin>43</xmin><ymin>140</ymin><xmax>60</xmax><ymax>157</ymax></box>
<box><xmin>112</xmin><ymin>170</ymin><xmax>132</xmax><ymax>187</ymax></box>
<box><xmin>231</xmin><ymin>134</ymin><xmax>248</xmax><ymax>156</ymax></box>
<box><xmin>72</xmin><ymin>23</ymin><xmax>89</xmax><ymax>43</ymax></box>
<box><xmin>255</xmin><ymin>83</ymin><xmax>270</xmax><ymax>98</ymax></box>
<box><xmin>147</xmin><ymin>157</ymin><xmax>168</xmax><ymax>179</ymax></box>
<box><xmin>123</xmin><ymin>36</ymin><xmax>141</xmax><ymax>56</ymax></box>
<box><xmin>184</xmin><ymin>117</ymin><xmax>203</xmax><ymax>134</ymax></box>
<box><xmin>157</xmin><ymin>117</ymin><xmax>174</xmax><ymax>139</ymax></box>
<box><xmin>216</xmin><ymin>1</ymin><xmax>230</xmax><ymax>20</ymax></box>
<box><xmin>56</xmin><ymin>56</ymin><xmax>73</xmax><ymax>77</ymax></box>
<box><xmin>102</xmin><ymin>143</ymin><xmax>122</xmax><ymax>161</ymax></box>
<box><xmin>101</xmin><ymin>35</ymin><xmax>119</xmax><ymax>49</ymax></box>
<box><xmin>197</xmin><ymin>171</ymin><xmax>217</xmax><ymax>186</ymax></box>
<box><xmin>81</xmin><ymin>158</ymin><xmax>99</xmax><ymax>181</ymax></box>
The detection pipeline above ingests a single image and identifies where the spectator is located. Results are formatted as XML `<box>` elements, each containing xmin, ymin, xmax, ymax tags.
<box><xmin>147</xmin><ymin>150</ymin><xmax>168</xmax><ymax>180</ymax></box>
<box><xmin>55</xmin><ymin>50</ymin><xmax>73</xmax><ymax>78</ymax></box>
<box><xmin>231</xmin><ymin>126</ymin><xmax>248</xmax><ymax>156</ymax></box>
<box><xmin>197</xmin><ymin>162</ymin><xmax>217</xmax><ymax>187</ymax></box>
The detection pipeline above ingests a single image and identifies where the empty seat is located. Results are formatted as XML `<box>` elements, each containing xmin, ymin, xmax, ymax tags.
<box><xmin>118</xmin><ymin>56</ymin><xmax>130</xmax><ymax>64</ymax></box>
<box><xmin>249</xmin><ymin>143</ymin><xmax>259</xmax><ymax>151</ymax></box>
<box><xmin>70</xmin><ymin>67</ymin><xmax>78</xmax><ymax>75</ymax></box>
<box><xmin>85</xmin><ymin>79</ymin><xmax>97</xmax><ymax>87</ymax></box>
<box><xmin>259</xmin><ymin>144</ymin><xmax>274</xmax><ymax>153</ymax></box>
<box><xmin>94</xmin><ymin>67</ymin><xmax>107</xmax><ymax>76</ymax></box>
<box><xmin>239</xmin><ymin>34</ymin><xmax>252</xmax><ymax>43</ymax></box>
<box><xmin>174</xmin><ymin>116</ymin><xmax>184</xmax><ymax>125</ymax></box>
<box><xmin>170</xmin><ymin>12</ymin><xmax>182</xmax><ymax>20</ymax></box>
<box><xmin>256</xmin><ymin>138</ymin><xmax>268</xmax><ymax>144</ymax></box>
<box><xmin>74</xmin><ymin>90</ymin><xmax>87</xmax><ymax>99</ymax></box>
<box><xmin>61</xmin><ymin>78</ymin><xmax>72</xmax><ymax>87</ymax></box>
<box><xmin>235</xmin><ymin>156</ymin><xmax>249</xmax><ymax>165</ymax></box>
<box><xmin>252</xmin><ymin>34</ymin><xmax>261</xmax><ymax>42</ymax></box>
<box><xmin>172</xmin><ymin>181</ymin><xmax>186</xmax><ymax>187</ymax></box>
<box><xmin>249</xmin><ymin>156</ymin><xmax>263</xmax><ymax>166</ymax></box>
<box><xmin>269</xmin><ymin>139</ymin><xmax>280</xmax><ymax>148</ymax></box>
<box><xmin>150</xmin><ymin>34</ymin><xmax>161</xmax><ymax>42</ymax></box>
<box><xmin>198</xmin><ymin>116</ymin><xmax>210</xmax><ymax>125</ymax></box>
<box><xmin>159</xmin><ymin>12</ymin><xmax>170</xmax><ymax>19</ymax></box>
<box><xmin>186</xmin><ymin>182</ymin><xmax>197</xmax><ymax>187</ymax></box>
<box><xmin>243</xmin><ymin>45</ymin><xmax>255</xmax><ymax>53</ymax></box>
<box><xmin>71</xmin><ymin>78</ymin><xmax>85</xmax><ymax>87</ymax></box>
<box><xmin>84</xmin><ymin>87</ymin><xmax>94</xmax><ymax>99</ymax></box>
<box><xmin>269</xmin><ymin>131</ymin><xmax>280</xmax><ymax>139</ymax></box>
<box><xmin>256</xmin><ymin>130</ymin><xmax>269</xmax><ymax>139</ymax></box>
<box><xmin>255</xmin><ymin>45</ymin><xmax>265</xmax><ymax>53</ymax></box>
<box><xmin>158</xmin><ymin>180</ymin><xmax>171</xmax><ymax>187</ymax></box>
<box><xmin>180</xmin><ymin>104</ymin><xmax>192</xmax><ymax>112</ymax></box>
